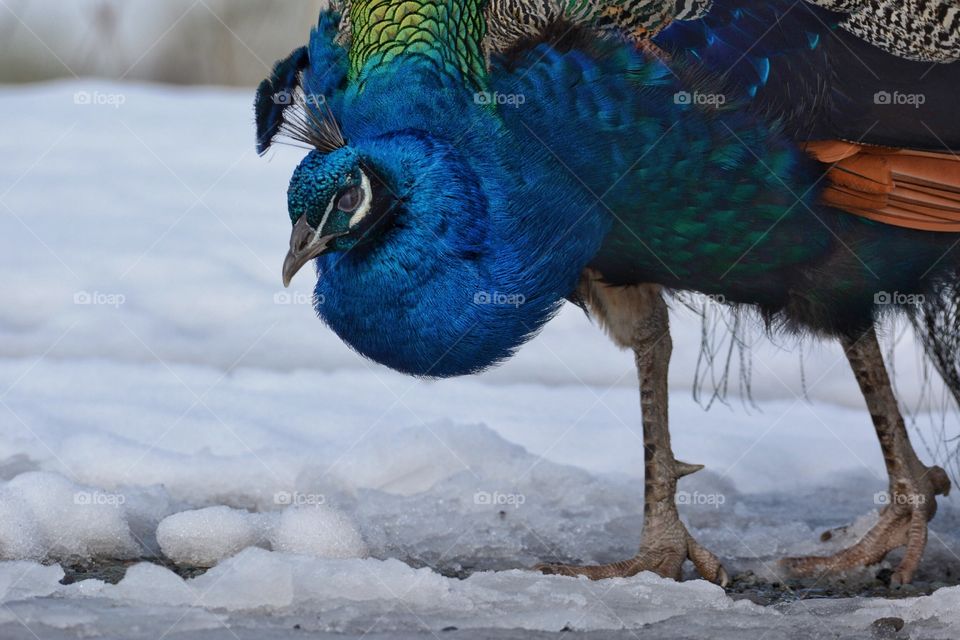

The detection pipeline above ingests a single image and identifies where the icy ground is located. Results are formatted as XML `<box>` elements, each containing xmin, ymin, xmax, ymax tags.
<box><xmin>1</xmin><ymin>80</ymin><xmax>959</xmax><ymax>638</ymax></box>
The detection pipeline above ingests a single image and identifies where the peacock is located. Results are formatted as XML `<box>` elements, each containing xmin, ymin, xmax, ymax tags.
<box><xmin>256</xmin><ymin>0</ymin><xmax>960</xmax><ymax>587</ymax></box>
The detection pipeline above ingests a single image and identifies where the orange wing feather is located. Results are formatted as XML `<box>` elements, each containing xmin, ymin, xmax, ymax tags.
<box><xmin>804</xmin><ymin>140</ymin><xmax>960</xmax><ymax>232</ymax></box>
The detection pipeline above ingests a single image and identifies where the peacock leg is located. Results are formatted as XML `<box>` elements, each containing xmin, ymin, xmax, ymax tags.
<box><xmin>535</xmin><ymin>274</ymin><xmax>728</xmax><ymax>585</ymax></box>
<box><xmin>782</xmin><ymin>327</ymin><xmax>951</xmax><ymax>586</ymax></box>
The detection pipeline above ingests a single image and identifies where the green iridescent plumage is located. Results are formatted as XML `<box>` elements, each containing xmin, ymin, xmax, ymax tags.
<box><xmin>346</xmin><ymin>0</ymin><xmax>489</xmax><ymax>87</ymax></box>
<box><xmin>336</xmin><ymin>0</ymin><xmax>711</xmax><ymax>62</ymax></box>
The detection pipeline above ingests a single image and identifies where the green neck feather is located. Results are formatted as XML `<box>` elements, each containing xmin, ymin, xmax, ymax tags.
<box><xmin>348</xmin><ymin>0</ymin><xmax>488</xmax><ymax>88</ymax></box>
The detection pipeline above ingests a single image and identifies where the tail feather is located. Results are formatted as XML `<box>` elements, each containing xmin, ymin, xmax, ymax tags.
<box><xmin>806</xmin><ymin>0</ymin><xmax>960</xmax><ymax>62</ymax></box>
<box><xmin>908</xmin><ymin>267</ymin><xmax>960</xmax><ymax>411</ymax></box>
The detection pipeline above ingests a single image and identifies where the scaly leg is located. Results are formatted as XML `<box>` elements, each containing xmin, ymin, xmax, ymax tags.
<box><xmin>536</xmin><ymin>275</ymin><xmax>728</xmax><ymax>585</ymax></box>
<box><xmin>783</xmin><ymin>327</ymin><xmax>951</xmax><ymax>586</ymax></box>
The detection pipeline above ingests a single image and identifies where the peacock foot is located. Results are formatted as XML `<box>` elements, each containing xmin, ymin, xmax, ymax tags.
<box><xmin>534</xmin><ymin>514</ymin><xmax>729</xmax><ymax>586</ymax></box>
<box><xmin>782</xmin><ymin>465</ymin><xmax>951</xmax><ymax>586</ymax></box>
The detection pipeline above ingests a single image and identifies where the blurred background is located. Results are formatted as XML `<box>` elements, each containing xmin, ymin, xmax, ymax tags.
<box><xmin>0</xmin><ymin>0</ymin><xmax>325</xmax><ymax>85</ymax></box>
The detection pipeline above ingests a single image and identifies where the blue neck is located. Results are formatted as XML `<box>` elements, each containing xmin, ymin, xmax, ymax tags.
<box><xmin>314</xmin><ymin>87</ymin><xmax>610</xmax><ymax>376</ymax></box>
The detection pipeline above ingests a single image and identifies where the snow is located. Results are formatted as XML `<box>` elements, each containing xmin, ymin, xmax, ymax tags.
<box><xmin>157</xmin><ymin>506</ymin><xmax>268</xmax><ymax>567</ymax></box>
<box><xmin>269</xmin><ymin>504</ymin><xmax>367</xmax><ymax>558</ymax></box>
<box><xmin>1</xmin><ymin>79</ymin><xmax>959</xmax><ymax>637</ymax></box>
<box><xmin>156</xmin><ymin>504</ymin><xmax>366</xmax><ymax>566</ymax></box>
<box><xmin>0</xmin><ymin>472</ymin><xmax>139</xmax><ymax>562</ymax></box>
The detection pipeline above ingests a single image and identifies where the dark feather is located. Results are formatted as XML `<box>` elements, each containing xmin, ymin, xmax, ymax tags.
<box><xmin>255</xmin><ymin>46</ymin><xmax>309</xmax><ymax>155</ymax></box>
<box><xmin>654</xmin><ymin>0</ymin><xmax>960</xmax><ymax>151</ymax></box>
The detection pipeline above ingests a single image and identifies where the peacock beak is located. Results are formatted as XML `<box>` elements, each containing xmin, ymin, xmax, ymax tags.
<box><xmin>281</xmin><ymin>216</ymin><xmax>344</xmax><ymax>287</ymax></box>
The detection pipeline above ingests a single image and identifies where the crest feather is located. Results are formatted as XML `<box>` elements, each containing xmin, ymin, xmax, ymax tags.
<box><xmin>276</xmin><ymin>85</ymin><xmax>347</xmax><ymax>154</ymax></box>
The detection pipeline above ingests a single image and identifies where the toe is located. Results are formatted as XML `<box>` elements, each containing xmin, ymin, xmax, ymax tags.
<box><xmin>533</xmin><ymin>562</ymin><xmax>600</xmax><ymax>578</ymax></box>
<box><xmin>688</xmin><ymin>537</ymin><xmax>728</xmax><ymax>586</ymax></box>
<box><xmin>533</xmin><ymin>562</ymin><xmax>571</xmax><ymax>576</ymax></box>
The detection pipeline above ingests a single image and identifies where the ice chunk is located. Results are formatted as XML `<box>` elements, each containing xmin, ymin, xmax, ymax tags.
<box><xmin>850</xmin><ymin>585</ymin><xmax>960</xmax><ymax>638</ymax></box>
<box><xmin>191</xmin><ymin>547</ymin><xmax>296</xmax><ymax>610</ymax></box>
<box><xmin>0</xmin><ymin>491</ymin><xmax>44</xmax><ymax>560</ymax></box>
<box><xmin>94</xmin><ymin>549</ymin><xmax>768</xmax><ymax>630</ymax></box>
<box><xmin>269</xmin><ymin>505</ymin><xmax>367</xmax><ymax>559</ymax></box>
<box><xmin>157</xmin><ymin>504</ymin><xmax>366</xmax><ymax>566</ymax></box>
<box><xmin>0</xmin><ymin>472</ymin><xmax>138</xmax><ymax>561</ymax></box>
<box><xmin>102</xmin><ymin>562</ymin><xmax>195</xmax><ymax>607</ymax></box>
<box><xmin>0</xmin><ymin>561</ymin><xmax>63</xmax><ymax>603</ymax></box>
<box><xmin>156</xmin><ymin>506</ymin><xmax>267</xmax><ymax>567</ymax></box>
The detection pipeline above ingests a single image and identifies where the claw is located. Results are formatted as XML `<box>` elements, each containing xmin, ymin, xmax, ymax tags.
<box><xmin>534</xmin><ymin>563</ymin><xmax>581</xmax><ymax>578</ymax></box>
<box><xmin>717</xmin><ymin>566</ymin><xmax>730</xmax><ymax>588</ymax></box>
<box><xmin>929</xmin><ymin>466</ymin><xmax>952</xmax><ymax>497</ymax></box>
<box><xmin>820</xmin><ymin>525</ymin><xmax>851</xmax><ymax>542</ymax></box>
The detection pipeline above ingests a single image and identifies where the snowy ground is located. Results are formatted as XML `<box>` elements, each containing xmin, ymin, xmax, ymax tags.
<box><xmin>1</xmin><ymin>80</ymin><xmax>960</xmax><ymax>638</ymax></box>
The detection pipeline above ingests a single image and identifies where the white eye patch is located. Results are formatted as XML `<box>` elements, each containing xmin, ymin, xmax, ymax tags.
<box><xmin>348</xmin><ymin>171</ymin><xmax>373</xmax><ymax>229</ymax></box>
<box><xmin>316</xmin><ymin>198</ymin><xmax>336</xmax><ymax>236</ymax></box>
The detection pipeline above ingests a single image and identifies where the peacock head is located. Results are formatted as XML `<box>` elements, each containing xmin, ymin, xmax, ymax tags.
<box><xmin>279</xmin><ymin>126</ymin><xmax>532</xmax><ymax>378</ymax></box>
<box><xmin>282</xmin><ymin>146</ymin><xmax>389</xmax><ymax>288</ymax></box>
<box><xmin>281</xmin><ymin>131</ymin><xmax>488</xmax><ymax>289</ymax></box>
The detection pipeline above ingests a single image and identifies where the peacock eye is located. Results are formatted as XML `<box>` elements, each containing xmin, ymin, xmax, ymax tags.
<box><xmin>336</xmin><ymin>185</ymin><xmax>364</xmax><ymax>213</ymax></box>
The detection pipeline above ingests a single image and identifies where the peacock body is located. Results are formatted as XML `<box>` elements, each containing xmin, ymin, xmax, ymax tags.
<box><xmin>259</xmin><ymin>0</ymin><xmax>960</xmax><ymax>375</ymax></box>
<box><xmin>257</xmin><ymin>0</ymin><xmax>960</xmax><ymax>585</ymax></box>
